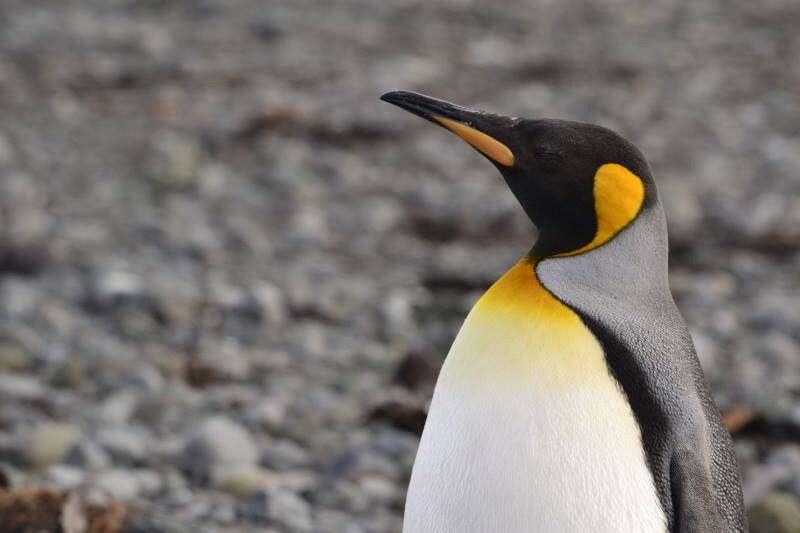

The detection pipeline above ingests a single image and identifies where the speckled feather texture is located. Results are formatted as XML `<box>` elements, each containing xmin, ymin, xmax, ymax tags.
<box><xmin>538</xmin><ymin>202</ymin><xmax>746</xmax><ymax>532</ymax></box>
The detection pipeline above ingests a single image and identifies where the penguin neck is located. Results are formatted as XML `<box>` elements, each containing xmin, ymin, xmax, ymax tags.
<box><xmin>438</xmin><ymin>257</ymin><xmax>606</xmax><ymax>391</ymax></box>
<box><xmin>536</xmin><ymin>203</ymin><xmax>671</xmax><ymax>305</ymax></box>
<box><xmin>529</xmin><ymin>226</ymin><xmax>590</xmax><ymax>259</ymax></box>
<box><xmin>440</xmin><ymin>201</ymin><xmax>670</xmax><ymax>392</ymax></box>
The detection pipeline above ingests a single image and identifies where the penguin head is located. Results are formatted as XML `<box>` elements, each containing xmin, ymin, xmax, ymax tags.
<box><xmin>381</xmin><ymin>91</ymin><xmax>657</xmax><ymax>258</ymax></box>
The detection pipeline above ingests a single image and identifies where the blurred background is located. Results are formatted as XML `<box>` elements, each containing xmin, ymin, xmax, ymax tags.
<box><xmin>0</xmin><ymin>0</ymin><xmax>798</xmax><ymax>531</ymax></box>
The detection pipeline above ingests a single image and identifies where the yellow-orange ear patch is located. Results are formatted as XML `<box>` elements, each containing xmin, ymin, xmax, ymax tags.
<box><xmin>555</xmin><ymin>163</ymin><xmax>645</xmax><ymax>257</ymax></box>
<box><xmin>433</xmin><ymin>116</ymin><xmax>515</xmax><ymax>167</ymax></box>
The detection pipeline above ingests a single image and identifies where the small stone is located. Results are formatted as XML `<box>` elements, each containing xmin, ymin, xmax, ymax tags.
<box><xmin>91</xmin><ymin>271</ymin><xmax>146</xmax><ymax>308</ymax></box>
<box><xmin>371</xmin><ymin>427</ymin><xmax>419</xmax><ymax>473</ymax></box>
<box><xmin>160</xmin><ymin>467</ymin><xmax>188</xmax><ymax>493</ymax></box>
<box><xmin>96</xmin><ymin>427</ymin><xmax>149</xmax><ymax>465</ymax></box>
<box><xmin>135</xmin><ymin>469</ymin><xmax>163</xmax><ymax>497</ymax></box>
<box><xmin>358</xmin><ymin>474</ymin><xmax>397</xmax><ymax>502</ymax></box>
<box><xmin>121</xmin><ymin>365</ymin><xmax>165</xmax><ymax>394</ymax></box>
<box><xmin>181</xmin><ymin>416</ymin><xmax>259</xmax><ymax>482</ymax></box>
<box><xmin>215</xmin><ymin>466</ymin><xmax>279</xmax><ymax>498</ymax></box>
<box><xmin>147</xmin><ymin>132</ymin><xmax>204</xmax><ymax>188</ymax></box>
<box><xmin>0</xmin><ymin>434</ymin><xmax>25</xmax><ymax>466</ymax></box>
<box><xmin>252</xmin><ymin>282</ymin><xmax>288</xmax><ymax>327</ymax></box>
<box><xmin>383</xmin><ymin>290</ymin><xmax>416</xmax><ymax>336</ymax></box>
<box><xmin>241</xmin><ymin>489</ymin><xmax>312</xmax><ymax>532</ymax></box>
<box><xmin>277</xmin><ymin>469</ymin><xmax>318</xmax><ymax>493</ymax></box>
<box><xmin>0</xmin><ymin>277</ymin><xmax>41</xmax><ymax>316</ymax></box>
<box><xmin>25</xmin><ymin>423</ymin><xmax>80</xmax><ymax>468</ymax></box>
<box><xmin>372</xmin><ymin>426</ymin><xmax>419</xmax><ymax>459</ymax></box>
<box><xmin>45</xmin><ymin>464</ymin><xmax>84</xmax><ymax>489</ymax></box>
<box><xmin>315</xmin><ymin>508</ymin><xmax>362</xmax><ymax>533</ymax></box>
<box><xmin>206</xmin><ymin>499</ymin><xmax>238</xmax><ymax>524</ymax></box>
<box><xmin>0</xmin><ymin>373</ymin><xmax>46</xmax><ymax>401</ymax></box>
<box><xmin>93</xmin><ymin>390</ymin><xmax>139</xmax><ymax>425</ymax></box>
<box><xmin>64</xmin><ymin>439</ymin><xmax>111</xmax><ymax>470</ymax></box>
<box><xmin>50</xmin><ymin>359</ymin><xmax>88</xmax><ymax>391</ymax></box>
<box><xmin>243</xmin><ymin>397</ymin><xmax>287</xmax><ymax>429</ymax></box>
<box><xmin>393</xmin><ymin>351</ymin><xmax>438</xmax><ymax>391</ymax></box>
<box><xmin>261</xmin><ymin>438</ymin><xmax>310</xmax><ymax>470</ymax></box>
<box><xmin>194</xmin><ymin>340</ymin><xmax>252</xmax><ymax>383</ymax></box>
<box><xmin>0</xmin><ymin>342</ymin><xmax>31</xmax><ymax>371</ymax></box>
<box><xmin>0</xmin><ymin>462</ymin><xmax>22</xmax><ymax>487</ymax></box>
<box><xmin>325</xmin><ymin>449</ymin><xmax>400</xmax><ymax>482</ymax></box>
<box><xmin>133</xmin><ymin>382</ymin><xmax>204</xmax><ymax>428</ymax></box>
<box><xmin>748</xmin><ymin>491</ymin><xmax>800</xmax><ymax>533</ymax></box>
<box><xmin>94</xmin><ymin>468</ymin><xmax>142</xmax><ymax>501</ymax></box>
<box><xmin>369</xmin><ymin>400</ymin><xmax>427</xmax><ymax>437</ymax></box>
<box><xmin>121</xmin><ymin>514</ymin><xmax>191</xmax><ymax>533</ymax></box>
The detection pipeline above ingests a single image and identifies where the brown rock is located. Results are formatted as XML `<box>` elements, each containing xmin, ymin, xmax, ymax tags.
<box><xmin>370</xmin><ymin>400</ymin><xmax>427</xmax><ymax>437</ymax></box>
<box><xmin>393</xmin><ymin>351</ymin><xmax>439</xmax><ymax>391</ymax></box>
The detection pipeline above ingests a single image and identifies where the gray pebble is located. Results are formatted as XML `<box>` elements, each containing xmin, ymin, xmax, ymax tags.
<box><xmin>181</xmin><ymin>416</ymin><xmax>259</xmax><ymax>482</ymax></box>
<box><xmin>242</xmin><ymin>488</ymin><xmax>313</xmax><ymax>532</ymax></box>
<box><xmin>64</xmin><ymin>439</ymin><xmax>112</xmax><ymax>470</ymax></box>
<box><xmin>748</xmin><ymin>492</ymin><xmax>800</xmax><ymax>533</ymax></box>
<box><xmin>96</xmin><ymin>426</ymin><xmax>150</xmax><ymax>465</ymax></box>
<box><xmin>261</xmin><ymin>439</ymin><xmax>310</xmax><ymax>470</ymax></box>
<box><xmin>94</xmin><ymin>468</ymin><xmax>144</xmax><ymax>501</ymax></box>
<box><xmin>45</xmin><ymin>464</ymin><xmax>84</xmax><ymax>489</ymax></box>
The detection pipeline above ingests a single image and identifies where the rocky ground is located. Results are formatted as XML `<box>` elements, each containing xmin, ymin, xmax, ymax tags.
<box><xmin>0</xmin><ymin>0</ymin><xmax>798</xmax><ymax>531</ymax></box>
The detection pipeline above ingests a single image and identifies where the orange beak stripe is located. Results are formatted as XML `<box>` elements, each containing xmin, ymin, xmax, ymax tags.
<box><xmin>433</xmin><ymin>116</ymin><xmax>515</xmax><ymax>167</ymax></box>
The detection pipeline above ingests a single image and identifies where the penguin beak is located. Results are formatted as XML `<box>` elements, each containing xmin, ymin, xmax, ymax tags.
<box><xmin>380</xmin><ymin>91</ymin><xmax>515</xmax><ymax>167</ymax></box>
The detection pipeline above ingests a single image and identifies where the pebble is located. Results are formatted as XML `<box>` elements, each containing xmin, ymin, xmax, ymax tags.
<box><xmin>0</xmin><ymin>342</ymin><xmax>32</xmax><ymax>372</ymax></box>
<box><xmin>278</xmin><ymin>469</ymin><xmax>318</xmax><ymax>493</ymax></box>
<box><xmin>89</xmin><ymin>271</ymin><xmax>147</xmax><ymax>309</ymax></box>
<box><xmin>121</xmin><ymin>365</ymin><xmax>166</xmax><ymax>394</ymax></box>
<box><xmin>325</xmin><ymin>448</ymin><xmax>400</xmax><ymax>483</ymax></box>
<box><xmin>260</xmin><ymin>438</ymin><xmax>310</xmax><ymax>470</ymax></box>
<box><xmin>181</xmin><ymin>416</ymin><xmax>259</xmax><ymax>482</ymax></box>
<box><xmin>121</xmin><ymin>515</ymin><xmax>192</xmax><ymax>533</ymax></box>
<box><xmin>94</xmin><ymin>468</ymin><xmax>143</xmax><ymax>501</ymax></box>
<box><xmin>49</xmin><ymin>359</ymin><xmax>89</xmax><ymax>391</ymax></box>
<box><xmin>0</xmin><ymin>373</ymin><xmax>46</xmax><ymax>401</ymax></box>
<box><xmin>215</xmin><ymin>466</ymin><xmax>279</xmax><ymax>498</ymax></box>
<box><xmin>64</xmin><ymin>439</ymin><xmax>112</xmax><ymax>470</ymax></box>
<box><xmin>315</xmin><ymin>508</ymin><xmax>365</xmax><ymax>533</ymax></box>
<box><xmin>45</xmin><ymin>464</ymin><xmax>84</xmax><ymax>489</ymax></box>
<box><xmin>147</xmin><ymin>132</ymin><xmax>204</xmax><ymax>188</ymax></box>
<box><xmin>253</xmin><ymin>282</ymin><xmax>289</xmax><ymax>327</ymax></box>
<box><xmin>767</xmin><ymin>445</ymin><xmax>800</xmax><ymax>496</ymax></box>
<box><xmin>243</xmin><ymin>397</ymin><xmax>287</xmax><ymax>430</ymax></box>
<box><xmin>92</xmin><ymin>390</ymin><xmax>139</xmax><ymax>426</ymax></box>
<box><xmin>96</xmin><ymin>427</ymin><xmax>150</xmax><ymax>465</ymax></box>
<box><xmin>0</xmin><ymin>278</ymin><xmax>41</xmax><ymax>318</ymax></box>
<box><xmin>241</xmin><ymin>488</ymin><xmax>313</xmax><ymax>532</ymax></box>
<box><xmin>25</xmin><ymin>423</ymin><xmax>80</xmax><ymax>469</ymax></box>
<box><xmin>392</xmin><ymin>351</ymin><xmax>438</xmax><ymax>391</ymax></box>
<box><xmin>748</xmin><ymin>492</ymin><xmax>800</xmax><ymax>533</ymax></box>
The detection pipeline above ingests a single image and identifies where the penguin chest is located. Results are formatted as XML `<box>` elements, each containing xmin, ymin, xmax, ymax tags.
<box><xmin>403</xmin><ymin>262</ymin><xmax>666</xmax><ymax>533</ymax></box>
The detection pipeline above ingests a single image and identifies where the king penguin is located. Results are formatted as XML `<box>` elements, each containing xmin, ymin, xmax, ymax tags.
<box><xmin>380</xmin><ymin>91</ymin><xmax>746</xmax><ymax>533</ymax></box>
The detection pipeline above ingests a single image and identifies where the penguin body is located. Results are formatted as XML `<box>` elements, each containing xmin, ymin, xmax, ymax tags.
<box><xmin>405</xmin><ymin>258</ymin><xmax>666</xmax><ymax>532</ymax></box>
<box><xmin>380</xmin><ymin>91</ymin><xmax>746</xmax><ymax>532</ymax></box>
